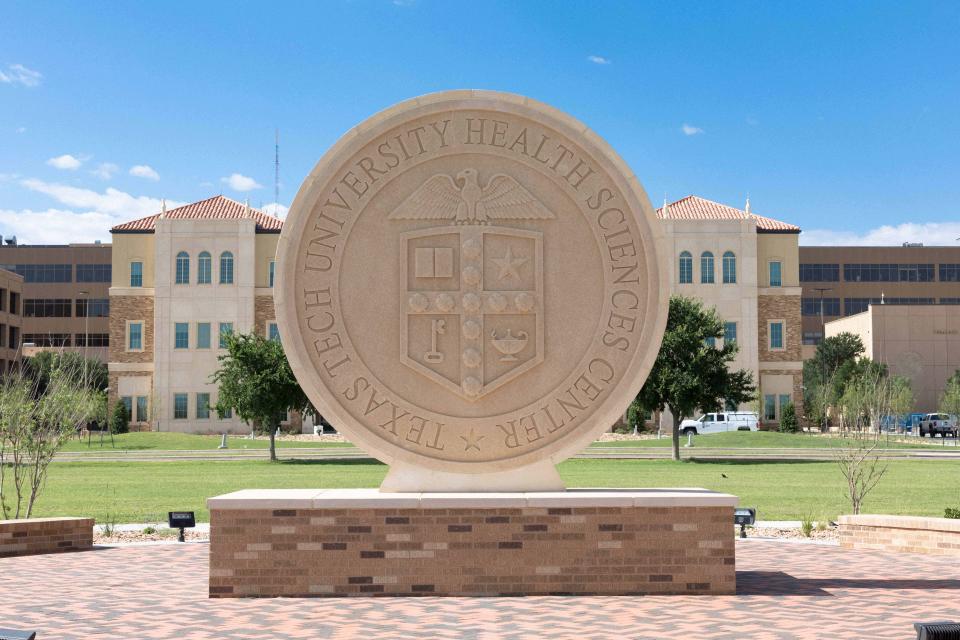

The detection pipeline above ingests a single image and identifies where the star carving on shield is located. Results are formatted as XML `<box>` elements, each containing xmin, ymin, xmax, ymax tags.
<box><xmin>392</xmin><ymin>170</ymin><xmax>552</xmax><ymax>401</ymax></box>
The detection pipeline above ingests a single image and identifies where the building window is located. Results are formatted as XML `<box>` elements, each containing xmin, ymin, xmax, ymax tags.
<box><xmin>0</xmin><ymin>288</ymin><xmax>5</xmax><ymax>312</ymax></box>
<box><xmin>196</xmin><ymin>322</ymin><xmax>211</xmax><ymax>349</ymax></box>
<box><xmin>196</xmin><ymin>393</ymin><xmax>211</xmax><ymax>419</ymax></box>
<box><xmin>120</xmin><ymin>396</ymin><xmax>133</xmax><ymax>420</ymax></box>
<box><xmin>724</xmin><ymin>322</ymin><xmax>737</xmax><ymax>344</ymax></box>
<box><xmin>128</xmin><ymin>322</ymin><xmax>143</xmax><ymax>351</ymax></box>
<box><xmin>268</xmin><ymin>322</ymin><xmax>280</xmax><ymax>342</ymax></box>
<box><xmin>704</xmin><ymin>336</ymin><xmax>716</xmax><ymax>348</ymax></box>
<box><xmin>700</xmin><ymin>252</ymin><xmax>715</xmax><ymax>284</ymax></box>
<box><xmin>130</xmin><ymin>261</ymin><xmax>143</xmax><ymax>287</ymax></box>
<box><xmin>23</xmin><ymin>333</ymin><xmax>70</xmax><ymax>347</ymax></box>
<box><xmin>801</xmin><ymin>297</ymin><xmax>841</xmax><ymax>317</ymax></box>
<box><xmin>941</xmin><ymin>264</ymin><xmax>960</xmax><ymax>282</ymax></box>
<box><xmin>173</xmin><ymin>393</ymin><xmax>188</xmax><ymax>420</ymax></box>
<box><xmin>269</xmin><ymin>260</ymin><xmax>276</xmax><ymax>288</ymax></box>
<box><xmin>76</xmin><ymin>298</ymin><xmax>110</xmax><ymax>318</ymax></box>
<box><xmin>800</xmin><ymin>263</ymin><xmax>840</xmax><ymax>282</ymax></box>
<box><xmin>218</xmin><ymin>322</ymin><xmax>233</xmax><ymax>349</ymax></box>
<box><xmin>678</xmin><ymin>251</ymin><xmax>692</xmax><ymax>284</ymax></box>
<box><xmin>722</xmin><ymin>251</ymin><xmax>736</xmax><ymax>284</ymax></box>
<box><xmin>768</xmin><ymin>261</ymin><xmax>782</xmax><ymax>287</ymax></box>
<box><xmin>174</xmin><ymin>322</ymin><xmax>189</xmax><ymax>349</ymax></box>
<box><xmin>23</xmin><ymin>299</ymin><xmax>72</xmax><ymax>317</ymax></box>
<box><xmin>8</xmin><ymin>326</ymin><xmax>19</xmax><ymax>349</ymax></box>
<box><xmin>779</xmin><ymin>395</ymin><xmax>792</xmax><ymax>417</ymax></box>
<box><xmin>136</xmin><ymin>396</ymin><xmax>148</xmax><ymax>423</ymax></box>
<box><xmin>844</xmin><ymin>263</ymin><xmax>935</xmax><ymax>282</ymax></box>
<box><xmin>175</xmin><ymin>252</ymin><xmax>190</xmax><ymax>284</ymax></box>
<box><xmin>8</xmin><ymin>292</ymin><xmax>17</xmax><ymax>315</ymax></box>
<box><xmin>220</xmin><ymin>251</ymin><xmax>234</xmax><ymax>284</ymax></box>
<box><xmin>764</xmin><ymin>395</ymin><xmax>776</xmax><ymax>421</ymax></box>
<box><xmin>76</xmin><ymin>333</ymin><xmax>109</xmax><ymax>347</ymax></box>
<box><xmin>197</xmin><ymin>252</ymin><xmax>212</xmax><ymax>284</ymax></box>
<box><xmin>769</xmin><ymin>321</ymin><xmax>784</xmax><ymax>350</ymax></box>
<box><xmin>0</xmin><ymin>324</ymin><xmax>5</xmax><ymax>348</ymax></box>
<box><xmin>0</xmin><ymin>264</ymin><xmax>71</xmax><ymax>283</ymax></box>
<box><xmin>941</xmin><ymin>298</ymin><xmax>960</xmax><ymax>305</ymax></box>
<box><xmin>221</xmin><ymin>405</ymin><xmax>233</xmax><ymax>419</ymax></box>
<box><xmin>76</xmin><ymin>264</ymin><xmax>111</xmax><ymax>282</ymax></box>
<box><xmin>802</xmin><ymin>331</ymin><xmax>823</xmax><ymax>345</ymax></box>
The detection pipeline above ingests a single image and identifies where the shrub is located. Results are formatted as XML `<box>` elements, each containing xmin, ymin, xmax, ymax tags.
<box><xmin>110</xmin><ymin>402</ymin><xmax>130</xmax><ymax>435</ymax></box>
<box><xmin>779</xmin><ymin>402</ymin><xmax>799</xmax><ymax>433</ymax></box>
<box><xmin>142</xmin><ymin>526</ymin><xmax>156</xmax><ymax>534</ymax></box>
<box><xmin>945</xmin><ymin>508</ymin><xmax>960</xmax><ymax>519</ymax></box>
<box><xmin>800</xmin><ymin>514</ymin><xmax>814</xmax><ymax>538</ymax></box>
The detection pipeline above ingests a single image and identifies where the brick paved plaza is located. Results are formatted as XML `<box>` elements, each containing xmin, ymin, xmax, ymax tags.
<box><xmin>1</xmin><ymin>539</ymin><xmax>959</xmax><ymax>638</ymax></box>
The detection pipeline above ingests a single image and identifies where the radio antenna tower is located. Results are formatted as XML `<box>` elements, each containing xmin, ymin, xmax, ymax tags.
<box><xmin>273</xmin><ymin>128</ymin><xmax>280</xmax><ymax>215</ymax></box>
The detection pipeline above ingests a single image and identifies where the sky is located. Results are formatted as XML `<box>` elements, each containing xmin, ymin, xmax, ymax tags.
<box><xmin>1</xmin><ymin>1</ymin><xmax>959</xmax><ymax>246</ymax></box>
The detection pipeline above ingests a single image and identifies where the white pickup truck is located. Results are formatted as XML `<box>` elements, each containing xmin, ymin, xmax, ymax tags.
<box><xmin>918</xmin><ymin>413</ymin><xmax>958</xmax><ymax>438</ymax></box>
<box><xmin>679</xmin><ymin>412</ymin><xmax>759</xmax><ymax>436</ymax></box>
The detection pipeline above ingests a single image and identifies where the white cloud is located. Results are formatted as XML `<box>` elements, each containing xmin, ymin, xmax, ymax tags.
<box><xmin>587</xmin><ymin>55</ymin><xmax>611</xmax><ymax>65</ymax></box>
<box><xmin>20</xmin><ymin>178</ymin><xmax>180</xmax><ymax>218</ymax></box>
<box><xmin>801</xmin><ymin>221</ymin><xmax>960</xmax><ymax>246</ymax></box>
<box><xmin>681</xmin><ymin>124</ymin><xmax>704</xmax><ymax>136</ymax></box>
<box><xmin>0</xmin><ymin>207</ymin><xmax>116</xmax><ymax>244</ymax></box>
<box><xmin>15</xmin><ymin>126</ymin><xmax>26</xmax><ymax>134</ymax></box>
<box><xmin>261</xmin><ymin>202</ymin><xmax>289</xmax><ymax>218</ymax></box>
<box><xmin>0</xmin><ymin>64</ymin><xmax>42</xmax><ymax>88</ymax></box>
<box><xmin>221</xmin><ymin>173</ymin><xmax>262</xmax><ymax>192</ymax></box>
<box><xmin>91</xmin><ymin>162</ymin><xmax>119</xmax><ymax>180</ymax></box>
<box><xmin>130</xmin><ymin>164</ymin><xmax>160</xmax><ymax>181</ymax></box>
<box><xmin>0</xmin><ymin>173</ymin><xmax>19</xmax><ymax>183</ymax></box>
<box><xmin>46</xmin><ymin>154</ymin><xmax>83</xmax><ymax>170</ymax></box>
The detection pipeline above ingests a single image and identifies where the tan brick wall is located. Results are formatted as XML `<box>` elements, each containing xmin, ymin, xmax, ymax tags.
<box><xmin>757</xmin><ymin>368</ymin><xmax>804</xmax><ymax>426</ymax></box>
<box><xmin>254</xmin><ymin>295</ymin><xmax>275</xmax><ymax>338</ymax></box>
<box><xmin>209</xmin><ymin>505</ymin><xmax>735</xmax><ymax>597</ymax></box>
<box><xmin>839</xmin><ymin>516</ymin><xmax>960</xmax><ymax>557</ymax></box>
<box><xmin>758</xmin><ymin>294</ymin><xmax>801</xmax><ymax>362</ymax></box>
<box><xmin>0</xmin><ymin>517</ymin><xmax>93</xmax><ymax>558</ymax></box>
<box><xmin>108</xmin><ymin>295</ymin><xmax>154</xmax><ymax>363</ymax></box>
<box><xmin>107</xmin><ymin>370</ymin><xmax>153</xmax><ymax>411</ymax></box>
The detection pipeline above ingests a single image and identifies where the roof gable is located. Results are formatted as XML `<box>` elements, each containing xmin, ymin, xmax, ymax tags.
<box><xmin>656</xmin><ymin>195</ymin><xmax>800</xmax><ymax>232</ymax></box>
<box><xmin>110</xmin><ymin>195</ymin><xmax>283</xmax><ymax>233</ymax></box>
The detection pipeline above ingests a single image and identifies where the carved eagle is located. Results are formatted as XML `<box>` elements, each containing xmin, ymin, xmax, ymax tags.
<box><xmin>388</xmin><ymin>168</ymin><xmax>555</xmax><ymax>224</ymax></box>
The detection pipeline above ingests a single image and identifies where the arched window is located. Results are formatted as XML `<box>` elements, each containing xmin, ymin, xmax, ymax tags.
<box><xmin>197</xmin><ymin>251</ymin><xmax>212</xmax><ymax>284</ymax></box>
<box><xmin>219</xmin><ymin>251</ymin><xmax>234</xmax><ymax>284</ymax></box>
<box><xmin>175</xmin><ymin>251</ymin><xmax>190</xmax><ymax>284</ymax></box>
<box><xmin>722</xmin><ymin>251</ymin><xmax>737</xmax><ymax>284</ymax></box>
<box><xmin>700</xmin><ymin>251</ymin><xmax>715</xmax><ymax>284</ymax></box>
<box><xmin>678</xmin><ymin>251</ymin><xmax>693</xmax><ymax>284</ymax></box>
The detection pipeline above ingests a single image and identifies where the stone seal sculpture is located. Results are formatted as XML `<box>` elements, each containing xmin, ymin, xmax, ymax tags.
<box><xmin>276</xmin><ymin>90</ymin><xmax>667</xmax><ymax>491</ymax></box>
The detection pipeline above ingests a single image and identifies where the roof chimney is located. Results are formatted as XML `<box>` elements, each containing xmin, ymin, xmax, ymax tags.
<box><xmin>745</xmin><ymin>196</ymin><xmax>751</xmax><ymax>215</ymax></box>
<box><xmin>245</xmin><ymin>199</ymin><xmax>252</xmax><ymax>218</ymax></box>
<box><xmin>662</xmin><ymin>196</ymin><xmax>669</xmax><ymax>217</ymax></box>
<box><xmin>160</xmin><ymin>199</ymin><xmax>167</xmax><ymax>219</ymax></box>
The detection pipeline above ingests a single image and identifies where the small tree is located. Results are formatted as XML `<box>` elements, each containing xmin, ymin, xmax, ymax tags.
<box><xmin>110</xmin><ymin>401</ymin><xmax>130</xmax><ymax>434</ymax></box>
<box><xmin>779</xmin><ymin>402</ymin><xmax>798</xmax><ymax>433</ymax></box>
<box><xmin>635</xmin><ymin>296</ymin><xmax>756</xmax><ymax>460</ymax></box>
<box><xmin>803</xmin><ymin>333</ymin><xmax>865</xmax><ymax>432</ymax></box>
<box><xmin>212</xmin><ymin>331</ymin><xmax>312</xmax><ymax>462</ymax></box>
<box><xmin>940</xmin><ymin>370</ymin><xmax>960</xmax><ymax>421</ymax></box>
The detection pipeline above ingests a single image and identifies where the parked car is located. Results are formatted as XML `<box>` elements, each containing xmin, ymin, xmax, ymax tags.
<box><xmin>680</xmin><ymin>412</ymin><xmax>759</xmax><ymax>435</ymax></box>
<box><xmin>918</xmin><ymin>413</ymin><xmax>958</xmax><ymax>438</ymax></box>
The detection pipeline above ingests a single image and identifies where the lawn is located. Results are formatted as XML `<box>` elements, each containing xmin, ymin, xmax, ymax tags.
<box><xmin>589</xmin><ymin>431</ymin><xmax>941</xmax><ymax>449</ymax></box>
<box><xmin>12</xmin><ymin>457</ymin><xmax>960</xmax><ymax>524</ymax></box>
<box><xmin>60</xmin><ymin>432</ymin><xmax>354</xmax><ymax>452</ymax></box>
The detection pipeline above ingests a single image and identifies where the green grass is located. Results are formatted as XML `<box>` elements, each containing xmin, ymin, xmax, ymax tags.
<box><xmin>589</xmin><ymin>431</ymin><xmax>938</xmax><ymax>449</ymax></box>
<box><xmin>60</xmin><ymin>432</ymin><xmax>354</xmax><ymax>452</ymax></box>
<box><xmin>9</xmin><ymin>457</ymin><xmax>960</xmax><ymax>524</ymax></box>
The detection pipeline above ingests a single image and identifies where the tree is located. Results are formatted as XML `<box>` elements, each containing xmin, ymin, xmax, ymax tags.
<box><xmin>22</xmin><ymin>351</ymin><xmax>108</xmax><ymax>393</ymax></box>
<box><xmin>803</xmin><ymin>333</ymin><xmax>865</xmax><ymax>431</ymax></box>
<box><xmin>940</xmin><ymin>370</ymin><xmax>960</xmax><ymax>420</ymax></box>
<box><xmin>779</xmin><ymin>402</ymin><xmax>798</xmax><ymax>433</ymax></box>
<box><xmin>212</xmin><ymin>332</ymin><xmax>312</xmax><ymax>462</ymax></box>
<box><xmin>0</xmin><ymin>356</ymin><xmax>98</xmax><ymax>518</ymax></box>
<box><xmin>110</xmin><ymin>401</ymin><xmax>130</xmax><ymax>434</ymax></box>
<box><xmin>635</xmin><ymin>296</ymin><xmax>756</xmax><ymax>460</ymax></box>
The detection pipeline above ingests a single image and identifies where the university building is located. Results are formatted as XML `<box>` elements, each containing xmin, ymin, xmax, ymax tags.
<box><xmin>108</xmin><ymin>196</ymin><xmax>285</xmax><ymax>432</ymax></box>
<box><xmin>0</xmin><ymin>240</ymin><xmax>112</xmax><ymax>362</ymax></box>
<box><xmin>0</xmin><ymin>267</ymin><xmax>23</xmax><ymax>374</ymax></box>
<box><xmin>658</xmin><ymin>196</ymin><xmax>803</xmax><ymax>425</ymax></box>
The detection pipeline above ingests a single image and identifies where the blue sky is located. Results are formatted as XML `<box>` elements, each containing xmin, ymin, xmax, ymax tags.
<box><xmin>1</xmin><ymin>1</ymin><xmax>959</xmax><ymax>245</ymax></box>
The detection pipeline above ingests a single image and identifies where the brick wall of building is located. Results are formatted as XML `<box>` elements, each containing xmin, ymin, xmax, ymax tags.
<box><xmin>757</xmin><ymin>294</ymin><xmax>801</xmax><ymax>362</ymax></box>
<box><xmin>254</xmin><ymin>295</ymin><xmax>274</xmax><ymax>338</ymax></box>
<box><xmin>108</xmin><ymin>296</ymin><xmax>154</xmax><ymax>363</ymax></box>
<box><xmin>0</xmin><ymin>517</ymin><xmax>93</xmax><ymax>558</ymax></box>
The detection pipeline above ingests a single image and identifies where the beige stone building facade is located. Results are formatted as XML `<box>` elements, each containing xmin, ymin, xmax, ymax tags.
<box><xmin>108</xmin><ymin>196</ymin><xmax>286</xmax><ymax>432</ymax></box>
<box><xmin>0</xmin><ymin>267</ymin><xmax>23</xmax><ymax>374</ymax></box>
<box><xmin>826</xmin><ymin>304</ymin><xmax>960</xmax><ymax>412</ymax></box>
<box><xmin>658</xmin><ymin>196</ymin><xmax>803</xmax><ymax>425</ymax></box>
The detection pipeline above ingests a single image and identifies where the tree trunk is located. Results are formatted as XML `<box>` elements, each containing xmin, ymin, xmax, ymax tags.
<box><xmin>269</xmin><ymin>427</ymin><xmax>277</xmax><ymax>462</ymax></box>
<box><xmin>671</xmin><ymin>411</ymin><xmax>681</xmax><ymax>461</ymax></box>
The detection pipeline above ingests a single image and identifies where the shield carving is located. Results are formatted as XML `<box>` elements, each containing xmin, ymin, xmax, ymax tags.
<box><xmin>400</xmin><ymin>225</ymin><xmax>545</xmax><ymax>401</ymax></box>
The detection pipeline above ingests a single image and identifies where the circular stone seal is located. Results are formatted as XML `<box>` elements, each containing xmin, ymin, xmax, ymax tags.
<box><xmin>276</xmin><ymin>91</ymin><xmax>667</xmax><ymax>487</ymax></box>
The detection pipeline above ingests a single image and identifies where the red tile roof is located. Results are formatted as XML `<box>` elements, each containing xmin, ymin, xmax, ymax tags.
<box><xmin>656</xmin><ymin>195</ymin><xmax>800</xmax><ymax>232</ymax></box>
<box><xmin>110</xmin><ymin>195</ymin><xmax>283</xmax><ymax>233</ymax></box>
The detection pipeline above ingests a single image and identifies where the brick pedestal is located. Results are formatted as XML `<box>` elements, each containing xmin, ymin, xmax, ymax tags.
<box><xmin>839</xmin><ymin>514</ymin><xmax>960</xmax><ymax>556</ymax></box>
<box><xmin>208</xmin><ymin>489</ymin><xmax>737</xmax><ymax>597</ymax></box>
<box><xmin>0</xmin><ymin>517</ymin><xmax>94</xmax><ymax>558</ymax></box>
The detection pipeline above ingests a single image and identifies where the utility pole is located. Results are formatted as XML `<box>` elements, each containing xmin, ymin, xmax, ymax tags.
<box><xmin>78</xmin><ymin>290</ymin><xmax>89</xmax><ymax>388</ymax></box>
<box><xmin>812</xmin><ymin>287</ymin><xmax>832</xmax><ymax>433</ymax></box>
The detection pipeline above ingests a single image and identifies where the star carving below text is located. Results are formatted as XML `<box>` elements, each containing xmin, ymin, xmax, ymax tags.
<box><xmin>492</xmin><ymin>247</ymin><xmax>527</xmax><ymax>281</ymax></box>
<box><xmin>460</xmin><ymin>428</ymin><xmax>485</xmax><ymax>452</ymax></box>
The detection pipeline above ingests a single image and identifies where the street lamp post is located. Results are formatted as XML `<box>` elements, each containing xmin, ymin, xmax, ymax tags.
<box><xmin>78</xmin><ymin>290</ymin><xmax>89</xmax><ymax>388</ymax></box>
<box><xmin>812</xmin><ymin>287</ymin><xmax>833</xmax><ymax>433</ymax></box>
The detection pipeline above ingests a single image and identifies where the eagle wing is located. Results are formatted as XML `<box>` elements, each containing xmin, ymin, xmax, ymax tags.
<box><xmin>387</xmin><ymin>174</ymin><xmax>462</xmax><ymax>220</ymax></box>
<box><xmin>478</xmin><ymin>174</ymin><xmax>555</xmax><ymax>220</ymax></box>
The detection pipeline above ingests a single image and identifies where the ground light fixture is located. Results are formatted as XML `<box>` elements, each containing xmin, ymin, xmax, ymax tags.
<box><xmin>168</xmin><ymin>511</ymin><xmax>196</xmax><ymax>542</ymax></box>
<box><xmin>914</xmin><ymin>621</ymin><xmax>960</xmax><ymax>639</ymax></box>
<box><xmin>734</xmin><ymin>507</ymin><xmax>756</xmax><ymax>539</ymax></box>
